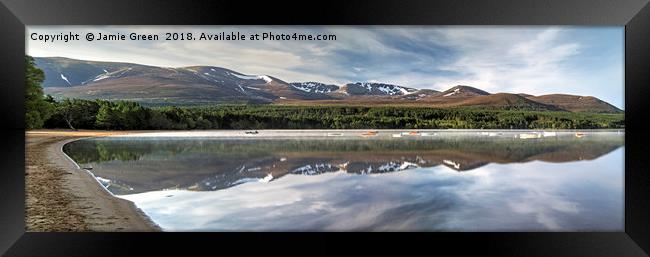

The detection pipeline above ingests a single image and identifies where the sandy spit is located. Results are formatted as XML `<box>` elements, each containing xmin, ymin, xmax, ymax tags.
<box><xmin>26</xmin><ymin>130</ymin><xmax>160</xmax><ymax>232</ymax></box>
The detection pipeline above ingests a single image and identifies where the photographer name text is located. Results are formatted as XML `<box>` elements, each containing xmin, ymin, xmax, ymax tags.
<box><xmin>30</xmin><ymin>31</ymin><xmax>337</xmax><ymax>43</ymax></box>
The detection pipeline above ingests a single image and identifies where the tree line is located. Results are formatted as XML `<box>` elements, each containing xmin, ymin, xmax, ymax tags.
<box><xmin>38</xmin><ymin>99</ymin><xmax>624</xmax><ymax>130</ymax></box>
<box><xmin>65</xmin><ymin>135</ymin><xmax>622</xmax><ymax>164</ymax></box>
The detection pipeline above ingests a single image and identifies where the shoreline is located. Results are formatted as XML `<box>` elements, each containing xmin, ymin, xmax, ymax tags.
<box><xmin>26</xmin><ymin>130</ymin><xmax>160</xmax><ymax>231</ymax></box>
<box><xmin>106</xmin><ymin>129</ymin><xmax>624</xmax><ymax>139</ymax></box>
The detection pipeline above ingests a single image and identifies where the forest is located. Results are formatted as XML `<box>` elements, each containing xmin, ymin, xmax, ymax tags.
<box><xmin>40</xmin><ymin>99</ymin><xmax>624</xmax><ymax>130</ymax></box>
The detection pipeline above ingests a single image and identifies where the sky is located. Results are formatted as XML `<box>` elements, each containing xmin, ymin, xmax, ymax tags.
<box><xmin>27</xmin><ymin>26</ymin><xmax>624</xmax><ymax>109</ymax></box>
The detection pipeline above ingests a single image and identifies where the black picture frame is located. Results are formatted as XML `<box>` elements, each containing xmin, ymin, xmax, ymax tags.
<box><xmin>1</xmin><ymin>0</ymin><xmax>648</xmax><ymax>256</ymax></box>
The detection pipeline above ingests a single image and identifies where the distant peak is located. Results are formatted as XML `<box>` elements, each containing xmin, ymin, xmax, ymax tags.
<box><xmin>343</xmin><ymin>82</ymin><xmax>417</xmax><ymax>96</ymax></box>
<box><xmin>290</xmin><ymin>82</ymin><xmax>339</xmax><ymax>93</ymax></box>
<box><xmin>450</xmin><ymin>85</ymin><xmax>486</xmax><ymax>91</ymax></box>
<box><xmin>440</xmin><ymin>85</ymin><xmax>490</xmax><ymax>97</ymax></box>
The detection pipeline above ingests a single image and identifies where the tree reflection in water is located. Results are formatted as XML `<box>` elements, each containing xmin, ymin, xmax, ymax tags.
<box><xmin>63</xmin><ymin>133</ymin><xmax>624</xmax><ymax>195</ymax></box>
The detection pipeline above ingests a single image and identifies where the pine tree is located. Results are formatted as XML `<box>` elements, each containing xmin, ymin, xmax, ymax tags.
<box><xmin>25</xmin><ymin>55</ymin><xmax>53</xmax><ymax>129</ymax></box>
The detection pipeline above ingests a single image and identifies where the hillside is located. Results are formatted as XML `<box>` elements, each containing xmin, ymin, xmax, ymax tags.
<box><xmin>37</xmin><ymin>57</ymin><xmax>623</xmax><ymax>113</ymax></box>
<box><xmin>527</xmin><ymin>94</ymin><xmax>623</xmax><ymax>113</ymax></box>
<box><xmin>453</xmin><ymin>93</ymin><xmax>562</xmax><ymax>111</ymax></box>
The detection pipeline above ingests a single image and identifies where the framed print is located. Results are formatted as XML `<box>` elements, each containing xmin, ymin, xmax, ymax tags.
<box><xmin>0</xmin><ymin>0</ymin><xmax>648</xmax><ymax>256</ymax></box>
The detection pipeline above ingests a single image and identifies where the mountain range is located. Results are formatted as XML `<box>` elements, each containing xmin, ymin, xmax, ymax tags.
<box><xmin>36</xmin><ymin>57</ymin><xmax>622</xmax><ymax>113</ymax></box>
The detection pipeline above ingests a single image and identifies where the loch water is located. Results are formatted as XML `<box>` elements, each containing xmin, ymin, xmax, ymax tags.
<box><xmin>63</xmin><ymin>131</ymin><xmax>624</xmax><ymax>231</ymax></box>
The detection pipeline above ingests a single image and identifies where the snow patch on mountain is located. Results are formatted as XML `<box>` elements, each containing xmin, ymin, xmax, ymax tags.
<box><xmin>290</xmin><ymin>82</ymin><xmax>338</xmax><ymax>93</ymax></box>
<box><xmin>443</xmin><ymin>159</ymin><xmax>461</xmax><ymax>169</ymax></box>
<box><xmin>292</xmin><ymin>85</ymin><xmax>312</xmax><ymax>92</ymax></box>
<box><xmin>195</xmin><ymin>71</ymin><xmax>223</xmax><ymax>84</ymax></box>
<box><xmin>229</xmin><ymin>72</ymin><xmax>273</xmax><ymax>83</ymax></box>
<box><xmin>258</xmin><ymin>75</ymin><xmax>273</xmax><ymax>83</ymax></box>
<box><xmin>399</xmin><ymin>87</ymin><xmax>415</xmax><ymax>95</ymax></box>
<box><xmin>93</xmin><ymin>73</ymin><xmax>111</xmax><ymax>82</ymax></box>
<box><xmin>259</xmin><ymin>173</ymin><xmax>273</xmax><ymax>183</ymax></box>
<box><xmin>230</xmin><ymin>73</ymin><xmax>256</xmax><ymax>80</ymax></box>
<box><xmin>351</xmin><ymin>82</ymin><xmax>418</xmax><ymax>95</ymax></box>
<box><xmin>443</xmin><ymin>88</ymin><xmax>461</xmax><ymax>97</ymax></box>
<box><xmin>291</xmin><ymin>164</ymin><xmax>339</xmax><ymax>175</ymax></box>
<box><xmin>60</xmin><ymin>74</ymin><xmax>71</xmax><ymax>85</ymax></box>
<box><xmin>229</xmin><ymin>173</ymin><xmax>274</xmax><ymax>187</ymax></box>
<box><xmin>377</xmin><ymin>161</ymin><xmax>420</xmax><ymax>172</ymax></box>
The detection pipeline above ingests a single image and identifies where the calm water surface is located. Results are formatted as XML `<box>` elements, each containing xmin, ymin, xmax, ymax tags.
<box><xmin>64</xmin><ymin>131</ymin><xmax>624</xmax><ymax>231</ymax></box>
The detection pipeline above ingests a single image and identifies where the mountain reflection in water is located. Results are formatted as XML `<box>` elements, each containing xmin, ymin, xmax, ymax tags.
<box><xmin>64</xmin><ymin>133</ymin><xmax>624</xmax><ymax>195</ymax></box>
<box><xmin>63</xmin><ymin>132</ymin><xmax>624</xmax><ymax>231</ymax></box>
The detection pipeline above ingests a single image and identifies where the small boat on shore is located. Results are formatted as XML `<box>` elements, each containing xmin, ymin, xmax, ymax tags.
<box><xmin>327</xmin><ymin>132</ymin><xmax>344</xmax><ymax>137</ymax></box>
<box><xmin>400</xmin><ymin>131</ymin><xmax>420</xmax><ymax>136</ymax></box>
<box><xmin>421</xmin><ymin>132</ymin><xmax>437</xmax><ymax>137</ymax></box>
<box><xmin>519</xmin><ymin>132</ymin><xmax>542</xmax><ymax>139</ymax></box>
<box><xmin>575</xmin><ymin>132</ymin><xmax>586</xmax><ymax>138</ymax></box>
<box><xmin>244</xmin><ymin>130</ymin><xmax>259</xmax><ymax>135</ymax></box>
<box><xmin>543</xmin><ymin>132</ymin><xmax>557</xmax><ymax>137</ymax></box>
<box><xmin>392</xmin><ymin>133</ymin><xmax>402</xmax><ymax>138</ymax></box>
<box><xmin>407</xmin><ymin>131</ymin><xmax>420</xmax><ymax>136</ymax></box>
<box><xmin>361</xmin><ymin>130</ymin><xmax>378</xmax><ymax>137</ymax></box>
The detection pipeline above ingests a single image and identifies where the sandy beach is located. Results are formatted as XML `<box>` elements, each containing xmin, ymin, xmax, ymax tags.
<box><xmin>25</xmin><ymin>130</ymin><xmax>160</xmax><ymax>231</ymax></box>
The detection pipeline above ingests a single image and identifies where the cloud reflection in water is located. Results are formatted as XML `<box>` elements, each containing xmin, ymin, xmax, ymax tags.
<box><xmin>119</xmin><ymin>148</ymin><xmax>623</xmax><ymax>231</ymax></box>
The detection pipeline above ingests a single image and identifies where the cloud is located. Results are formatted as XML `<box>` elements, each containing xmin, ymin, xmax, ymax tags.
<box><xmin>27</xmin><ymin>26</ymin><xmax>624</xmax><ymax>108</ymax></box>
<box><xmin>119</xmin><ymin>148</ymin><xmax>624</xmax><ymax>231</ymax></box>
